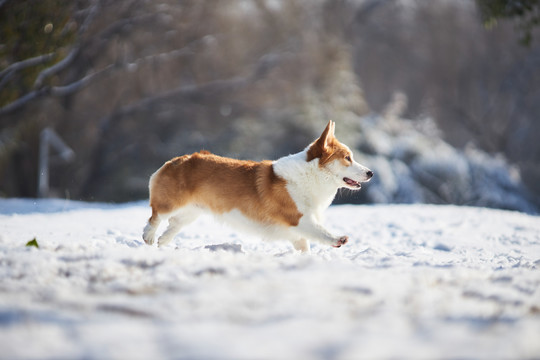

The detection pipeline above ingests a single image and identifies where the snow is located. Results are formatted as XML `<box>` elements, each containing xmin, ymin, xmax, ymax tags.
<box><xmin>1</xmin><ymin>199</ymin><xmax>539</xmax><ymax>359</ymax></box>
<box><xmin>351</xmin><ymin>114</ymin><xmax>539</xmax><ymax>213</ymax></box>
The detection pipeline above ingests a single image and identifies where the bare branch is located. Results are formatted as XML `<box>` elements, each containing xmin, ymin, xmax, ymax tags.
<box><xmin>0</xmin><ymin>89</ymin><xmax>48</xmax><ymax>117</ymax></box>
<box><xmin>102</xmin><ymin>75</ymin><xmax>249</xmax><ymax>123</ymax></box>
<box><xmin>98</xmin><ymin>50</ymin><xmax>285</xmax><ymax>127</ymax></box>
<box><xmin>50</xmin><ymin>63</ymin><xmax>116</xmax><ymax>97</ymax></box>
<box><xmin>33</xmin><ymin>47</ymin><xmax>80</xmax><ymax>88</ymax></box>
<box><xmin>0</xmin><ymin>42</ymin><xmax>197</xmax><ymax>117</ymax></box>
<box><xmin>0</xmin><ymin>1</ymin><xmax>100</xmax><ymax>118</ymax></box>
<box><xmin>0</xmin><ymin>62</ymin><xmax>118</xmax><ymax>117</ymax></box>
<box><xmin>76</xmin><ymin>0</ymin><xmax>100</xmax><ymax>35</ymax></box>
<box><xmin>0</xmin><ymin>30</ymin><xmax>208</xmax><ymax>118</ymax></box>
<box><xmin>30</xmin><ymin>0</ymin><xmax>101</xmax><ymax>88</ymax></box>
<box><xmin>97</xmin><ymin>12</ymin><xmax>162</xmax><ymax>41</ymax></box>
<box><xmin>0</xmin><ymin>69</ymin><xmax>15</xmax><ymax>92</ymax></box>
<box><xmin>0</xmin><ymin>0</ymin><xmax>280</xmax><ymax>120</ymax></box>
<box><xmin>0</xmin><ymin>52</ymin><xmax>56</xmax><ymax>80</ymax></box>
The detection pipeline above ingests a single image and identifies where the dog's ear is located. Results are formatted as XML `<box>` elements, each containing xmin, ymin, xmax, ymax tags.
<box><xmin>307</xmin><ymin>120</ymin><xmax>334</xmax><ymax>161</ymax></box>
<box><xmin>328</xmin><ymin>120</ymin><xmax>335</xmax><ymax>139</ymax></box>
<box><xmin>319</xmin><ymin>120</ymin><xmax>335</xmax><ymax>149</ymax></box>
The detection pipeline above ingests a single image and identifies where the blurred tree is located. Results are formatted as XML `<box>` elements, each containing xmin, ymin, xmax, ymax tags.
<box><xmin>1</xmin><ymin>0</ymin><xmax>368</xmax><ymax>201</ymax></box>
<box><xmin>350</xmin><ymin>0</ymin><xmax>540</xmax><ymax>201</ymax></box>
<box><xmin>0</xmin><ymin>0</ymin><xmax>79</xmax><ymax>197</ymax></box>
<box><xmin>476</xmin><ymin>0</ymin><xmax>540</xmax><ymax>45</ymax></box>
<box><xmin>0</xmin><ymin>0</ymin><xmax>75</xmax><ymax>107</ymax></box>
<box><xmin>1</xmin><ymin>0</ymin><xmax>538</xmax><ymax>209</ymax></box>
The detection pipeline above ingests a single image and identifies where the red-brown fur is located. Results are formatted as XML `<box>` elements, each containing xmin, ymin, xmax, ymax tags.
<box><xmin>306</xmin><ymin>120</ymin><xmax>352</xmax><ymax>167</ymax></box>
<box><xmin>144</xmin><ymin>120</ymin><xmax>373</xmax><ymax>250</ymax></box>
<box><xmin>147</xmin><ymin>151</ymin><xmax>303</xmax><ymax>229</ymax></box>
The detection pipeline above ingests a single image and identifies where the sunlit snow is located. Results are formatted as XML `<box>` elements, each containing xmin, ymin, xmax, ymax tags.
<box><xmin>0</xmin><ymin>199</ymin><xmax>539</xmax><ymax>359</ymax></box>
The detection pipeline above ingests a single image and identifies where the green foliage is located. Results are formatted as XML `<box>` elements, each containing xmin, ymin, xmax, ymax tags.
<box><xmin>0</xmin><ymin>0</ymin><xmax>76</xmax><ymax>106</ymax></box>
<box><xmin>25</xmin><ymin>237</ymin><xmax>39</xmax><ymax>248</ymax></box>
<box><xmin>476</xmin><ymin>0</ymin><xmax>540</xmax><ymax>45</ymax></box>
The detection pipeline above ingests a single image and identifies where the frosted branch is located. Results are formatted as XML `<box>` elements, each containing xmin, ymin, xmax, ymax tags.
<box><xmin>33</xmin><ymin>47</ymin><xmax>80</xmax><ymax>88</ymax></box>
<box><xmin>0</xmin><ymin>52</ymin><xmax>56</xmax><ymax>80</ymax></box>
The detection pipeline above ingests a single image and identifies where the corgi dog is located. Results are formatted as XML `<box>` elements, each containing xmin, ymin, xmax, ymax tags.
<box><xmin>143</xmin><ymin>120</ymin><xmax>373</xmax><ymax>252</ymax></box>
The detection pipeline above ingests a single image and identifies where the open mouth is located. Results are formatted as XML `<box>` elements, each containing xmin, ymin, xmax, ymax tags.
<box><xmin>343</xmin><ymin>177</ymin><xmax>361</xmax><ymax>189</ymax></box>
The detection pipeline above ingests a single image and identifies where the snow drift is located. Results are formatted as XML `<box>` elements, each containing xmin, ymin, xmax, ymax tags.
<box><xmin>0</xmin><ymin>199</ymin><xmax>539</xmax><ymax>359</ymax></box>
<box><xmin>333</xmin><ymin>114</ymin><xmax>539</xmax><ymax>213</ymax></box>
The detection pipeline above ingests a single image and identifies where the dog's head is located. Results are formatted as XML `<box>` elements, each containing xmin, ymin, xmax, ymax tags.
<box><xmin>307</xmin><ymin>120</ymin><xmax>373</xmax><ymax>190</ymax></box>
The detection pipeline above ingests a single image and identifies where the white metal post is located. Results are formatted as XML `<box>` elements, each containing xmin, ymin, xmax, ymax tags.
<box><xmin>37</xmin><ymin>128</ymin><xmax>75</xmax><ymax>198</ymax></box>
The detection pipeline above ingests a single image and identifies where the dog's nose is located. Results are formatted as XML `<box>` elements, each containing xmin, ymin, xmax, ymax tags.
<box><xmin>366</xmin><ymin>170</ymin><xmax>373</xmax><ymax>179</ymax></box>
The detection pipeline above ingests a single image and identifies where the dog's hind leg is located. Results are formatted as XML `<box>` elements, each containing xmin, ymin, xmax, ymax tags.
<box><xmin>157</xmin><ymin>207</ymin><xmax>201</xmax><ymax>247</ymax></box>
<box><xmin>143</xmin><ymin>210</ymin><xmax>161</xmax><ymax>245</ymax></box>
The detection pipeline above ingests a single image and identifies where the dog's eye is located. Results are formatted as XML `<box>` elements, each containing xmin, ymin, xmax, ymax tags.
<box><xmin>345</xmin><ymin>155</ymin><xmax>352</xmax><ymax>162</ymax></box>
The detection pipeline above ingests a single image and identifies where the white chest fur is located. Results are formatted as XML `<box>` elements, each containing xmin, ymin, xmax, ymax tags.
<box><xmin>272</xmin><ymin>149</ymin><xmax>338</xmax><ymax>219</ymax></box>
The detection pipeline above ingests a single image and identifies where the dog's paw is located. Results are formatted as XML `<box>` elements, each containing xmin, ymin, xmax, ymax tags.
<box><xmin>332</xmin><ymin>236</ymin><xmax>348</xmax><ymax>248</ymax></box>
<box><xmin>142</xmin><ymin>235</ymin><xmax>153</xmax><ymax>245</ymax></box>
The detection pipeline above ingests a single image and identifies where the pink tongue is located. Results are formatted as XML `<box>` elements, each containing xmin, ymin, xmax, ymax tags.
<box><xmin>345</xmin><ymin>178</ymin><xmax>356</xmax><ymax>185</ymax></box>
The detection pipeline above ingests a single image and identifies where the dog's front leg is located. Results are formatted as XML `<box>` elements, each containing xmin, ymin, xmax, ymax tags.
<box><xmin>295</xmin><ymin>215</ymin><xmax>348</xmax><ymax>248</ymax></box>
<box><xmin>291</xmin><ymin>238</ymin><xmax>311</xmax><ymax>253</ymax></box>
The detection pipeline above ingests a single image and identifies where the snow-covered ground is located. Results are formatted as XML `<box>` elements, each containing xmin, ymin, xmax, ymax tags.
<box><xmin>0</xmin><ymin>199</ymin><xmax>539</xmax><ymax>359</ymax></box>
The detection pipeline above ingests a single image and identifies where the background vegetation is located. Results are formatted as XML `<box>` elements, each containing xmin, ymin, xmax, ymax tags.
<box><xmin>1</xmin><ymin>0</ymin><xmax>539</xmax><ymax>211</ymax></box>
